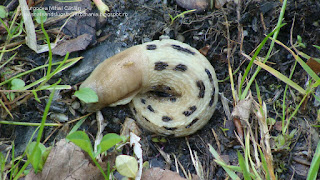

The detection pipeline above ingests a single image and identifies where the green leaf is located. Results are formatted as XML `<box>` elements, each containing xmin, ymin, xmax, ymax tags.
<box><xmin>33</xmin><ymin>9</ymin><xmax>47</xmax><ymax>24</ymax></box>
<box><xmin>10</xmin><ymin>79</ymin><xmax>25</xmax><ymax>90</ymax></box>
<box><xmin>66</xmin><ymin>131</ymin><xmax>93</xmax><ymax>156</ymax></box>
<box><xmin>0</xmin><ymin>5</ymin><xmax>7</xmax><ymax>18</ymax></box>
<box><xmin>116</xmin><ymin>155</ymin><xmax>138</xmax><ymax>178</ymax></box>
<box><xmin>42</xmin><ymin>146</ymin><xmax>52</xmax><ymax>163</ymax></box>
<box><xmin>74</xmin><ymin>87</ymin><xmax>99</xmax><ymax>103</ymax></box>
<box><xmin>32</xmin><ymin>90</ymin><xmax>41</xmax><ymax>102</ymax></box>
<box><xmin>297</xmin><ymin>35</ymin><xmax>302</xmax><ymax>43</ymax></box>
<box><xmin>97</xmin><ymin>133</ymin><xmax>123</xmax><ymax>155</ymax></box>
<box><xmin>26</xmin><ymin>142</ymin><xmax>46</xmax><ymax>173</ymax></box>
<box><xmin>7</xmin><ymin>92</ymin><xmax>15</xmax><ymax>101</ymax></box>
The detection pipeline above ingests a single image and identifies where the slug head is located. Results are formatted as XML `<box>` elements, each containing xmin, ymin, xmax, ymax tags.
<box><xmin>80</xmin><ymin>46</ymin><xmax>147</xmax><ymax>112</ymax></box>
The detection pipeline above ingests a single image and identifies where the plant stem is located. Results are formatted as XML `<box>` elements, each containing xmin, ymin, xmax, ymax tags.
<box><xmin>40</xmin><ymin>22</ymin><xmax>52</xmax><ymax>75</ymax></box>
<box><xmin>0</xmin><ymin>121</ymin><xmax>61</xmax><ymax>126</ymax></box>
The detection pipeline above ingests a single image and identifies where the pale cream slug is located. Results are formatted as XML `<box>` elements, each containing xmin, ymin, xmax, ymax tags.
<box><xmin>80</xmin><ymin>39</ymin><xmax>219</xmax><ymax>137</ymax></box>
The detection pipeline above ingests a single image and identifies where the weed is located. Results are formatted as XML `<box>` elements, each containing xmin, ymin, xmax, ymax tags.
<box><xmin>168</xmin><ymin>9</ymin><xmax>196</xmax><ymax>25</ymax></box>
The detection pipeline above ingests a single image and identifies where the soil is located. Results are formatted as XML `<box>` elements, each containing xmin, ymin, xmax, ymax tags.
<box><xmin>0</xmin><ymin>0</ymin><xmax>319</xmax><ymax>179</ymax></box>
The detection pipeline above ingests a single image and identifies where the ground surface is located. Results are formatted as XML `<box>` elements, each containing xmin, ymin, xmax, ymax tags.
<box><xmin>0</xmin><ymin>0</ymin><xmax>319</xmax><ymax>179</ymax></box>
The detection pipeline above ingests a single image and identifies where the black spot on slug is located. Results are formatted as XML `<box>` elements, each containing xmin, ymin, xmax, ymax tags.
<box><xmin>147</xmin><ymin>105</ymin><xmax>155</xmax><ymax>112</ymax></box>
<box><xmin>171</xmin><ymin>44</ymin><xmax>195</xmax><ymax>55</ymax></box>
<box><xmin>142</xmin><ymin>116</ymin><xmax>150</xmax><ymax>122</ymax></box>
<box><xmin>173</xmin><ymin>64</ymin><xmax>188</xmax><ymax>72</ymax></box>
<box><xmin>183</xmin><ymin>106</ymin><xmax>197</xmax><ymax>116</ymax></box>
<box><xmin>205</xmin><ymin>69</ymin><xmax>213</xmax><ymax>82</ymax></box>
<box><xmin>141</xmin><ymin>98</ymin><xmax>146</xmax><ymax>104</ymax></box>
<box><xmin>146</xmin><ymin>44</ymin><xmax>157</xmax><ymax>50</ymax></box>
<box><xmin>149</xmin><ymin>85</ymin><xmax>176</xmax><ymax>98</ymax></box>
<box><xmin>196</xmin><ymin>80</ymin><xmax>205</xmax><ymax>98</ymax></box>
<box><xmin>162</xmin><ymin>116</ymin><xmax>172</xmax><ymax>122</ymax></box>
<box><xmin>151</xmin><ymin>85</ymin><xmax>171</xmax><ymax>91</ymax></box>
<box><xmin>150</xmin><ymin>91</ymin><xmax>173</xmax><ymax>98</ymax></box>
<box><xmin>209</xmin><ymin>91</ymin><xmax>215</xmax><ymax>107</ymax></box>
<box><xmin>133</xmin><ymin>108</ymin><xmax>137</xmax><ymax>114</ymax></box>
<box><xmin>154</xmin><ymin>61</ymin><xmax>168</xmax><ymax>71</ymax></box>
<box><xmin>164</xmin><ymin>126</ymin><xmax>177</xmax><ymax>131</ymax></box>
<box><xmin>185</xmin><ymin>118</ymin><xmax>199</xmax><ymax>128</ymax></box>
<box><xmin>170</xmin><ymin>97</ymin><xmax>176</xmax><ymax>102</ymax></box>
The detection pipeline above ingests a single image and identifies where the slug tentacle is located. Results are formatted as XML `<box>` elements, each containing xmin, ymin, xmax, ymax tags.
<box><xmin>80</xmin><ymin>39</ymin><xmax>218</xmax><ymax>137</ymax></box>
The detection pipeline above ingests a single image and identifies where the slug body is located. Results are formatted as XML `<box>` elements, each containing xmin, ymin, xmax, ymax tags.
<box><xmin>80</xmin><ymin>39</ymin><xmax>218</xmax><ymax>137</ymax></box>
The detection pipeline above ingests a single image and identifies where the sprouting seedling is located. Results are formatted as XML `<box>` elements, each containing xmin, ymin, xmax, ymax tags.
<box><xmin>67</xmin><ymin>131</ymin><xmax>125</xmax><ymax>180</ymax></box>
<box><xmin>169</xmin><ymin>9</ymin><xmax>196</xmax><ymax>25</ymax></box>
<box><xmin>296</xmin><ymin>35</ymin><xmax>306</xmax><ymax>48</ymax></box>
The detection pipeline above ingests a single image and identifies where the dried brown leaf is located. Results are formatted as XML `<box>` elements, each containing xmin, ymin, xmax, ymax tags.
<box><xmin>25</xmin><ymin>139</ymin><xmax>107</xmax><ymax>180</ymax></box>
<box><xmin>52</xmin><ymin>34</ymin><xmax>93</xmax><ymax>56</ymax></box>
<box><xmin>198</xmin><ymin>44</ymin><xmax>210</xmax><ymax>56</ymax></box>
<box><xmin>231</xmin><ymin>94</ymin><xmax>252</xmax><ymax>122</ymax></box>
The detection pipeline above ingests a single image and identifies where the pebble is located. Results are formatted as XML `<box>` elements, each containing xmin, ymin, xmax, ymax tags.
<box><xmin>50</xmin><ymin>113</ymin><xmax>69</xmax><ymax>122</ymax></box>
<box><xmin>71</xmin><ymin>101</ymin><xmax>80</xmax><ymax>110</ymax></box>
<box><xmin>176</xmin><ymin>0</ymin><xmax>209</xmax><ymax>12</ymax></box>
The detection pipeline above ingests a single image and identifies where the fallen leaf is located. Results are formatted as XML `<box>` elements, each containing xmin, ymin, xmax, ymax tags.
<box><xmin>25</xmin><ymin>139</ymin><xmax>107</xmax><ymax>180</ymax></box>
<box><xmin>231</xmin><ymin>94</ymin><xmax>252</xmax><ymax>122</ymax></box>
<box><xmin>198</xmin><ymin>44</ymin><xmax>210</xmax><ymax>56</ymax></box>
<box><xmin>141</xmin><ymin>167</ymin><xmax>187</xmax><ymax>180</ymax></box>
<box><xmin>52</xmin><ymin>34</ymin><xmax>93</xmax><ymax>56</ymax></box>
<box><xmin>116</xmin><ymin>155</ymin><xmax>138</xmax><ymax>178</ymax></box>
<box><xmin>231</xmin><ymin>94</ymin><xmax>252</xmax><ymax>139</ymax></box>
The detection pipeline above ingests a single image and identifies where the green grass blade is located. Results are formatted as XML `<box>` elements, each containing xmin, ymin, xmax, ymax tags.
<box><xmin>313</xmin><ymin>45</ymin><xmax>320</xmax><ymax>51</ymax></box>
<box><xmin>258</xmin><ymin>147</ymin><xmax>271</xmax><ymax>180</ymax></box>
<box><xmin>282</xmin><ymin>61</ymin><xmax>297</xmax><ymax>132</ymax></box>
<box><xmin>307</xmin><ymin>141</ymin><xmax>320</xmax><ymax>180</ymax></box>
<box><xmin>238</xmin><ymin>151</ymin><xmax>251</xmax><ymax>180</ymax></box>
<box><xmin>254</xmin><ymin>61</ymin><xmax>306</xmax><ymax>94</ymax></box>
<box><xmin>208</xmin><ymin>144</ymin><xmax>240</xmax><ymax>180</ymax></box>
<box><xmin>68</xmin><ymin>117</ymin><xmax>87</xmax><ymax>135</ymax></box>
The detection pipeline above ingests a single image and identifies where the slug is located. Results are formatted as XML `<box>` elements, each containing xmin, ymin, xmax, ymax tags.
<box><xmin>80</xmin><ymin>39</ymin><xmax>218</xmax><ymax>137</ymax></box>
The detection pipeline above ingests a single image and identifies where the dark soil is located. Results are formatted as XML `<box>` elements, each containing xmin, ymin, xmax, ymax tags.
<box><xmin>0</xmin><ymin>0</ymin><xmax>319</xmax><ymax>179</ymax></box>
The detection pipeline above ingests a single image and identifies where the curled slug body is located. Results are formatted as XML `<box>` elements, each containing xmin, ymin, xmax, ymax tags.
<box><xmin>80</xmin><ymin>39</ymin><xmax>218</xmax><ymax>137</ymax></box>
